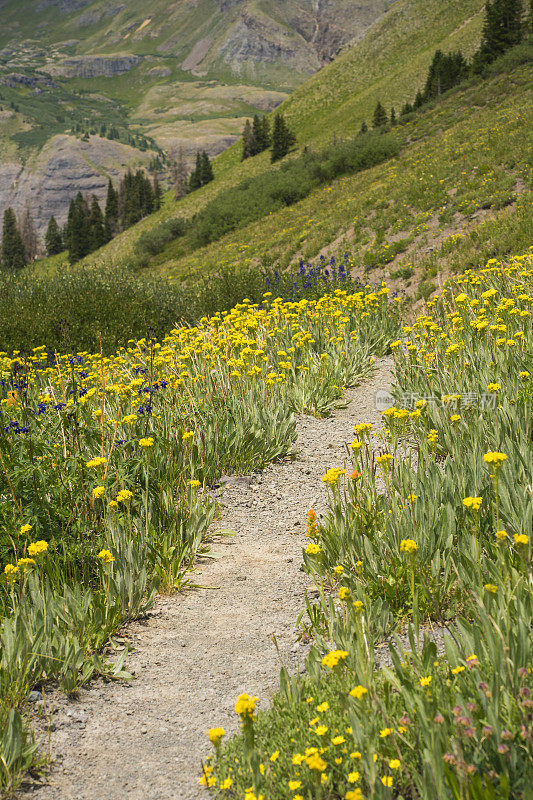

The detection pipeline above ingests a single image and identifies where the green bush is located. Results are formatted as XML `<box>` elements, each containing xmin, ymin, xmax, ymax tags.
<box><xmin>0</xmin><ymin>259</ymin><xmax>383</xmax><ymax>354</ymax></box>
<box><xmin>192</xmin><ymin>133</ymin><xmax>400</xmax><ymax>247</ymax></box>
<box><xmin>134</xmin><ymin>218</ymin><xmax>186</xmax><ymax>259</ymax></box>
<box><xmin>0</xmin><ymin>266</ymin><xmax>189</xmax><ymax>353</ymax></box>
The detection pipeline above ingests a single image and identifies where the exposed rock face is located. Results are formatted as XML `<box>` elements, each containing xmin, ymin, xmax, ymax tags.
<box><xmin>0</xmin><ymin>135</ymin><xmax>152</xmax><ymax>240</ymax></box>
<box><xmin>45</xmin><ymin>54</ymin><xmax>142</xmax><ymax>78</ymax></box>
<box><xmin>1</xmin><ymin>72</ymin><xmax>57</xmax><ymax>89</ymax></box>
<box><xmin>218</xmin><ymin>13</ymin><xmax>319</xmax><ymax>73</ymax></box>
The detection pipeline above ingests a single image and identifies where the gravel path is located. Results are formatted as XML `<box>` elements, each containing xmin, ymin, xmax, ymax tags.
<box><xmin>20</xmin><ymin>358</ymin><xmax>394</xmax><ymax>800</ymax></box>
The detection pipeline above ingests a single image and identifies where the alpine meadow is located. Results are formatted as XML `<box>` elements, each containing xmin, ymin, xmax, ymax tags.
<box><xmin>0</xmin><ymin>1</ymin><xmax>532</xmax><ymax>799</ymax></box>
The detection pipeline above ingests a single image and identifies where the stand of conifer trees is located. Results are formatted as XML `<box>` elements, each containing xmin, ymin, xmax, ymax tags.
<box><xmin>188</xmin><ymin>151</ymin><xmax>214</xmax><ymax>191</ymax></box>
<box><xmin>240</xmin><ymin>112</ymin><xmax>296</xmax><ymax>163</ymax></box>
<box><xmin>57</xmin><ymin>169</ymin><xmax>160</xmax><ymax>264</ymax></box>
<box><xmin>45</xmin><ymin>216</ymin><xmax>63</xmax><ymax>256</ymax></box>
<box><xmin>242</xmin><ymin>114</ymin><xmax>271</xmax><ymax>160</ymax></box>
<box><xmin>397</xmin><ymin>0</ymin><xmax>527</xmax><ymax>120</ymax></box>
<box><xmin>1</xmin><ymin>208</ymin><xmax>26</xmax><ymax>269</ymax></box>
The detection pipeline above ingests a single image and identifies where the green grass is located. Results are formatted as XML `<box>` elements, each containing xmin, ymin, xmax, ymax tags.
<box><xmin>66</xmin><ymin>0</ymin><xmax>490</xmax><ymax>273</ymax></box>
<box><xmin>150</xmin><ymin>61</ymin><xmax>532</xmax><ymax>289</ymax></box>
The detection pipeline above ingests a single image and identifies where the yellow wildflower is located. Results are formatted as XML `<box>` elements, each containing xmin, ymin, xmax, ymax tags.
<box><xmin>97</xmin><ymin>549</ymin><xmax>115</xmax><ymax>564</ymax></box>
<box><xmin>27</xmin><ymin>540</ymin><xmax>48</xmax><ymax>557</ymax></box>
<box><xmin>207</xmin><ymin>728</ymin><xmax>225</xmax><ymax>745</ymax></box>
<box><xmin>463</xmin><ymin>497</ymin><xmax>483</xmax><ymax>511</ymax></box>
<box><xmin>235</xmin><ymin>693</ymin><xmax>257</xmax><ymax>718</ymax></box>
<box><xmin>322</xmin><ymin>650</ymin><xmax>348</xmax><ymax>669</ymax></box>
<box><xmin>483</xmin><ymin>451</ymin><xmax>507</xmax><ymax>466</ymax></box>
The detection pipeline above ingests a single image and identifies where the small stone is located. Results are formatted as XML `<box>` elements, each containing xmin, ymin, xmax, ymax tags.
<box><xmin>28</xmin><ymin>690</ymin><xmax>42</xmax><ymax>703</ymax></box>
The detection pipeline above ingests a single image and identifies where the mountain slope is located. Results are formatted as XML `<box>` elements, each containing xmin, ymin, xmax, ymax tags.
<box><xmin>81</xmin><ymin>0</ymin><xmax>511</xmax><ymax>274</ymax></box>
<box><xmin>0</xmin><ymin>0</ymin><xmax>392</xmax><ymax>86</ymax></box>
<box><xmin>0</xmin><ymin>0</ymin><xmax>394</xmax><ymax>239</ymax></box>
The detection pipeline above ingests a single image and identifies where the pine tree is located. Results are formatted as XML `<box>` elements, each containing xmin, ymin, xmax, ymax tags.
<box><xmin>121</xmin><ymin>171</ymin><xmax>141</xmax><ymax>229</ymax></box>
<box><xmin>88</xmin><ymin>195</ymin><xmax>106</xmax><ymax>251</ymax></box>
<box><xmin>189</xmin><ymin>152</ymin><xmax>202</xmax><ymax>191</ymax></box>
<box><xmin>1</xmin><ymin>208</ymin><xmax>26</xmax><ymax>269</ymax></box>
<box><xmin>173</xmin><ymin>147</ymin><xmax>189</xmax><ymax>199</ymax></box>
<box><xmin>104</xmin><ymin>178</ymin><xmax>119</xmax><ymax>239</ymax></box>
<box><xmin>200</xmin><ymin>151</ymin><xmax>214</xmax><ymax>185</ymax></box>
<box><xmin>390</xmin><ymin>107</ymin><xmax>397</xmax><ymax>126</ymax></box>
<box><xmin>271</xmin><ymin>113</ymin><xmax>296</xmax><ymax>163</ymax></box>
<box><xmin>359</xmin><ymin>120</ymin><xmax>368</xmax><ymax>134</ymax></box>
<box><xmin>474</xmin><ymin>0</ymin><xmax>523</xmax><ymax>68</ymax></box>
<box><xmin>67</xmin><ymin>193</ymin><xmax>91</xmax><ymax>263</ymax></box>
<box><xmin>45</xmin><ymin>216</ymin><xmax>63</xmax><ymax>256</ymax></box>
<box><xmin>259</xmin><ymin>117</ymin><xmax>271</xmax><ymax>151</ymax></box>
<box><xmin>253</xmin><ymin>114</ymin><xmax>271</xmax><ymax>153</ymax></box>
<box><xmin>242</xmin><ymin>119</ymin><xmax>254</xmax><ymax>161</ymax></box>
<box><xmin>424</xmin><ymin>50</ymin><xmax>468</xmax><ymax>100</ymax></box>
<box><xmin>413</xmin><ymin>90</ymin><xmax>425</xmax><ymax>110</ymax></box>
<box><xmin>19</xmin><ymin>202</ymin><xmax>39</xmax><ymax>261</ymax></box>
<box><xmin>401</xmin><ymin>101</ymin><xmax>414</xmax><ymax>116</ymax></box>
<box><xmin>372</xmin><ymin>101</ymin><xmax>388</xmax><ymax>129</ymax></box>
<box><xmin>153</xmin><ymin>173</ymin><xmax>162</xmax><ymax>211</ymax></box>
<box><xmin>137</xmin><ymin>170</ymin><xmax>154</xmax><ymax>217</ymax></box>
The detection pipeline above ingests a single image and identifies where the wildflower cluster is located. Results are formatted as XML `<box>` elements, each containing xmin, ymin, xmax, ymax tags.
<box><xmin>205</xmin><ymin>253</ymin><xmax>533</xmax><ymax>799</ymax></box>
<box><xmin>0</xmin><ymin>283</ymin><xmax>398</xmax><ymax>789</ymax></box>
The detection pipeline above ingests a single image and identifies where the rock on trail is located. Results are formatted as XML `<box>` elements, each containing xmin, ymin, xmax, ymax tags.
<box><xmin>19</xmin><ymin>358</ymin><xmax>394</xmax><ymax>800</ymax></box>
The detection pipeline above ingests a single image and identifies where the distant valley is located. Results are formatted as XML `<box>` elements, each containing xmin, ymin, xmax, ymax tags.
<box><xmin>0</xmin><ymin>0</ymin><xmax>393</xmax><ymax>238</ymax></box>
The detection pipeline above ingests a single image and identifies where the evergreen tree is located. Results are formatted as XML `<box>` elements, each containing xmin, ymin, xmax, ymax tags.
<box><xmin>271</xmin><ymin>113</ymin><xmax>296</xmax><ymax>163</ymax></box>
<box><xmin>20</xmin><ymin>202</ymin><xmax>39</xmax><ymax>261</ymax></box>
<box><xmin>67</xmin><ymin>193</ymin><xmax>91</xmax><ymax>263</ymax></box>
<box><xmin>424</xmin><ymin>50</ymin><xmax>468</xmax><ymax>100</ymax></box>
<box><xmin>88</xmin><ymin>195</ymin><xmax>106</xmax><ymax>251</ymax></box>
<box><xmin>359</xmin><ymin>120</ymin><xmax>368</xmax><ymax>134</ymax></box>
<box><xmin>474</xmin><ymin>0</ymin><xmax>523</xmax><ymax>68</ymax></box>
<box><xmin>390</xmin><ymin>107</ymin><xmax>397</xmax><ymax>126</ymax></box>
<box><xmin>45</xmin><ymin>216</ymin><xmax>63</xmax><ymax>256</ymax></box>
<box><xmin>121</xmin><ymin>171</ymin><xmax>141</xmax><ymax>229</ymax></box>
<box><xmin>413</xmin><ymin>90</ymin><xmax>425</xmax><ymax>110</ymax></box>
<box><xmin>1</xmin><ymin>208</ymin><xmax>26</xmax><ymax>269</ymax></box>
<box><xmin>136</xmin><ymin>169</ymin><xmax>154</xmax><ymax>217</ymax></box>
<box><xmin>199</xmin><ymin>150</ymin><xmax>214</xmax><ymax>185</ymax></box>
<box><xmin>241</xmin><ymin>119</ymin><xmax>254</xmax><ymax>161</ymax></box>
<box><xmin>104</xmin><ymin>178</ymin><xmax>119</xmax><ymax>239</ymax></box>
<box><xmin>153</xmin><ymin>173</ymin><xmax>162</xmax><ymax>211</ymax></box>
<box><xmin>259</xmin><ymin>116</ymin><xmax>271</xmax><ymax>151</ymax></box>
<box><xmin>372</xmin><ymin>100</ymin><xmax>388</xmax><ymax>129</ymax></box>
<box><xmin>401</xmin><ymin>101</ymin><xmax>414</xmax><ymax>116</ymax></box>
<box><xmin>252</xmin><ymin>114</ymin><xmax>271</xmax><ymax>153</ymax></box>
<box><xmin>189</xmin><ymin>152</ymin><xmax>202</xmax><ymax>191</ymax></box>
<box><xmin>173</xmin><ymin>147</ymin><xmax>189</xmax><ymax>199</ymax></box>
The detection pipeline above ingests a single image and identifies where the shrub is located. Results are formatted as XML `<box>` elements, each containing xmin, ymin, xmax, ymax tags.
<box><xmin>192</xmin><ymin>133</ymin><xmax>400</xmax><ymax>247</ymax></box>
<box><xmin>134</xmin><ymin>218</ymin><xmax>186</xmax><ymax>259</ymax></box>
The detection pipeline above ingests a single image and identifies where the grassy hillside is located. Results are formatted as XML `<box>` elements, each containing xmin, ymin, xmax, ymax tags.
<box><xmin>160</xmin><ymin>61</ymin><xmax>532</xmax><ymax>294</ymax></box>
<box><xmin>76</xmin><ymin>0</ymin><xmax>485</xmax><ymax>259</ymax></box>
<box><xmin>75</xmin><ymin>0</ymin><xmax>531</xmax><ymax>303</ymax></box>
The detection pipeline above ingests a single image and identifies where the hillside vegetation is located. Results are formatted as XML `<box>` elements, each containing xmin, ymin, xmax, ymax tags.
<box><xmin>0</xmin><ymin>1</ymin><xmax>532</xmax><ymax>796</ymax></box>
<box><xmin>81</xmin><ymin>0</ymin><xmax>490</xmax><ymax>268</ymax></box>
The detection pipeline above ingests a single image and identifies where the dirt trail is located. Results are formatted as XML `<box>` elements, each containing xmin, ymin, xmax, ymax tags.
<box><xmin>20</xmin><ymin>358</ymin><xmax>394</xmax><ymax>800</ymax></box>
